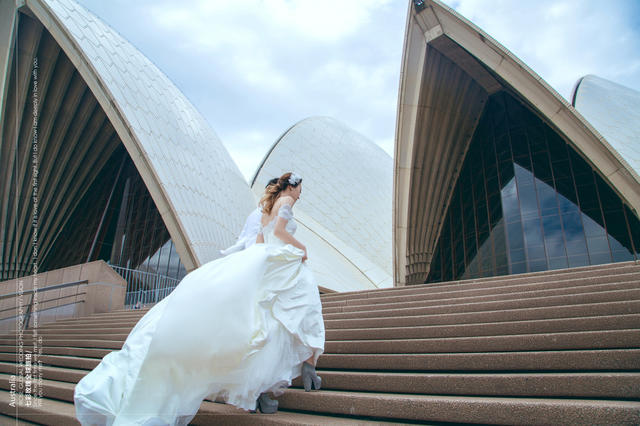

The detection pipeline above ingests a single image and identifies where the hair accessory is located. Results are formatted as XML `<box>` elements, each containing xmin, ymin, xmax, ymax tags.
<box><xmin>288</xmin><ymin>173</ymin><xmax>302</xmax><ymax>186</ymax></box>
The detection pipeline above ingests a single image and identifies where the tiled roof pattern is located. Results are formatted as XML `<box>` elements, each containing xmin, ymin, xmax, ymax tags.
<box><xmin>42</xmin><ymin>0</ymin><xmax>256</xmax><ymax>265</ymax></box>
<box><xmin>574</xmin><ymin>75</ymin><xmax>640</xmax><ymax>179</ymax></box>
<box><xmin>253</xmin><ymin>116</ymin><xmax>393</xmax><ymax>278</ymax></box>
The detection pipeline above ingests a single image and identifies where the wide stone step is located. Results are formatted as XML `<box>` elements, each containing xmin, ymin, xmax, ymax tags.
<box><xmin>326</xmin><ymin>329</ymin><xmax>640</xmax><ymax>353</ymax></box>
<box><xmin>49</xmin><ymin>312</ymin><xmax>148</xmax><ymax>323</ymax></box>
<box><xmin>25</xmin><ymin>288</ymin><xmax>640</xmax><ymax>330</ymax></box>
<box><xmin>0</xmin><ymin>389</ymin><xmax>80</xmax><ymax>425</ymax></box>
<box><xmin>277</xmin><ymin>388</ymin><xmax>640</xmax><ymax>425</ymax></box>
<box><xmin>0</xmin><ymin>362</ymin><xmax>84</xmax><ymax>384</ymax></box>
<box><xmin>325</xmin><ymin>300</ymin><xmax>640</xmax><ymax>329</ymax></box>
<box><xmin>322</xmin><ymin>268</ymin><xmax>640</xmax><ymax>303</ymax></box>
<box><xmin>323</xmin><ymin>289</ymin><xmax>640</xmax><ymax>320</ymax></box>
<box><xmin>0</xmin><ymin>413</ymin><xmax>40</xmax><ymax>425</ymax></box>
<box><xmin>320</xmin><ymin>261</ymin><xmax>640</xmax><ymax>301</ymax></box>
<box><xmin>0</xmin><ymin>345</ymin><xmax>110</xmax><ymax>359</ymax></box>
<box><xmin>1</xmin><ymin>327</ymin><xmax>133</xmax><ymax>338</ymax></box>
<box><xmin>3</xmin><ymin>261</ymin><xmax>635</xmax><ymax>425</ymax></box>
<box><xmin>6</xmin><ymin>347</ymin><xmax>640</xmax><ymax>374</ymax></box>
<box><xmin>322</xmin><ymin>278</ymin><xmax>640</xmax><ymax>312</ymax></box>
<box><xmin>290</xmin><ymin>371</ymin><xmax>640</xmax><ymax>398</ymax></box>
<box><xmin>6</xmin><ymin>361</ymin><xmax>637</xmax><ymax>400</ymax></box>
<box><xmin>0</xmin><ymin>338</ymin><xmax>122</xmax><ymax>350</ymax></box>
<box><xmin>74</xmin><ymin>309</ymin><xmax>150</xmax><ymax>318</ymax></box>
<box><xmin>0</xmin><ymin>353</ymin><xmax>100</xmax><ymax>369</ymax></box>
<box><xmin>325</xmin><ymin>314</ymin><xmax>640</xmax><ymax>340</ymax></box>
<box><xmin>2</xmin><ymin>349</ymin><xmax>639</xmax><ymax>374</ymax></box>
<box><xmin>33</xmin><ymin>319</ymin><xmax>144</xmax><ymax>329</ymax></box>
<box><xmin>14</xmin><ymin>314</ymin><xmax>640</xmax><ymax>343</ymax></box>
<box><xmin>191</xmin><ymin>401</ymin><xmax>398</xmax><ymax>425</ymax></box>
<box><xmin>0</xmin><ymin>372</ymin><xmax>75</xmax><ymax>402</ymax></box>
<box><xmin>0</xmin><ymin>375</ymin><xmax>402</xmax><ymax>425</ymax></box>
<box><xmin>37</xmin><ymin>299</ymin><xmax>640</xmax><ymax>335</ymax></box>
<box><xmin>34</xmin><ymin>298</ymin><xmax>638</xmax><ymax>334</ymax></box>
<box><xmin>317</xmin><ymin>349</ymin><xmax>640</xmax><ymax>371</ymax></box>
<box><xmin>7</xmin><ymin>329</ymin><xmax>639</xmax><ymax>355</ymax></box>
<box><xmin>1</xmin><ymin>332</ymin><xmax>130</xmax><ymax>340</ymax></box>
<box><xmin>0</xmin><ymin>370</ymin><xmax>638</xmax><ymax>425</ymax></box>
<box><xmin>22</xmin><ymin>299</ymin><xmax>637</xmax><ymax>337</ymax></box>
<box><xmin>3</xmin><ymin>368</ymin><xmax>638</xmax><ymax>424</ymax></box>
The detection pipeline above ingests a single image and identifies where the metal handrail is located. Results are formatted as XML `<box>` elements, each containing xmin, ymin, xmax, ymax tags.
<box><xmin>0</xmin><ymin>280</ymin><xmax>88</xmax><ymax>299</ymax></box>
<box><xmin>108</xmin><ymin>265</ymin><xmax>180</xmax><ymax>309</ymax></box>
<box><xmin>0</xmin><ymin>280</ymin><xmax>88</xmax><ymax>330</ymax></box>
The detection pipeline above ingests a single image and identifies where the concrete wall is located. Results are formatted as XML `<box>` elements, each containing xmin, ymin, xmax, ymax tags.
<box><xmin>0</xmin><ymin>260</ymin><xmax>126</xmax><ymax>332</ymax></box>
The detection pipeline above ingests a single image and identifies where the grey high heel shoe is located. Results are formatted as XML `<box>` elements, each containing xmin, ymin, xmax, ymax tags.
<box><xmin>301</xmin><ymin>362</ymin><xmax>321</xmax><ymax>392</ymax></box>
<box><xmin>256</xmin><ymin>392</ymin><xmax>278</xmax><ymax>414</ymax></box>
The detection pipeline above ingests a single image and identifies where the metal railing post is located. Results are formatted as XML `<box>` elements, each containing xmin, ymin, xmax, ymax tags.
<box><xmin>23</xmin><ymin>293</ymin><xmax>35</xmax><ymax>331</ymax></box>
<box><xmin>108</xmin><ymin>265</ymin><xmax>180</xmax><ymax>309</ymax></box>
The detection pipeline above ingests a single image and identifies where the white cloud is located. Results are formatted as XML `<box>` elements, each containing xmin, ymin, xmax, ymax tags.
<box><xmin>259</xmin><ymin>0</ymin><xmax>390</xmax><ymax>42</ymax></box>
<box><xmin>451</xmin><ymin>0</ymin><xmax>640</xmax><ymax>99</ymax></box>
<box><xmin>75</xmin><ymin>0</ymin><xmax>640</xmax><ymax>181</ymax></box>
<box><xmin>146</xmin><ymin>0</ymin><xmax>397</xmax><ymax>94</ymax></box>
<box><xmin>222</xmin><ymin>129</ymin><xmax>274</xmax><ymax>182</ymax></box>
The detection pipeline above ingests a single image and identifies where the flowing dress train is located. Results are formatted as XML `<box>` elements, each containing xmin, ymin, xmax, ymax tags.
<box><xmin>73</xmin><ymin>203</ymin><xmax>325</xmax><ymax>425</ymax></box>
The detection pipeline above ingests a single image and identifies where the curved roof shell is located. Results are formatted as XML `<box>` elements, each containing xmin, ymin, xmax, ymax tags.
<box><xmin>252</xmin><ymin>116</ymin><xmax>393</xmax><ymax>291</ymax></box>
<box><xmin>572</xmin><ymin>75</ymin><xmax>640</xmax><ymax>177</ymax></box>
<box><xmin>1</xmin><ymin>0</ymin><xmax>256</xmax><ymax>276</ymax></box>
<box><xmin>394</xmin><ymin>0</ymin><xmax>640</xmax><ymax>285</ymax></box>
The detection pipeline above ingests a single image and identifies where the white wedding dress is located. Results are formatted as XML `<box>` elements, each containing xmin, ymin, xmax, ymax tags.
<box><xmin>74</xmin><ymin>204</ymin><xmax>325</xmax><ymax>425</ymax></box>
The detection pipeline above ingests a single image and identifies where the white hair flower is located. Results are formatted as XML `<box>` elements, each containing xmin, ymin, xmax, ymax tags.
<box><xmin>288</xmin><ymin>173</ymin><xmax>302</xmax><ymax>186</ymax></box>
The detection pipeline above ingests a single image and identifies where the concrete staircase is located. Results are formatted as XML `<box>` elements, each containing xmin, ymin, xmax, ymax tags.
<box><xmin>0</xmin><ymin>261</ymin><xmax>638</xmax><ymax>424</ymax></box>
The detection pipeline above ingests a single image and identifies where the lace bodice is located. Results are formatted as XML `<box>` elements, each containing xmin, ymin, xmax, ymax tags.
<box><xmin>259</xmin><ymin>204</ymin><xmax>297</xmax><ymax>246</ymax></box>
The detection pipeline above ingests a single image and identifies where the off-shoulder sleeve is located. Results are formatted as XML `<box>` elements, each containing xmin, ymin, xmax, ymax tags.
<box><xmin>277</xmin><ymin>204</ymin><xmax>294</xmax><ymax>221</ymax></box>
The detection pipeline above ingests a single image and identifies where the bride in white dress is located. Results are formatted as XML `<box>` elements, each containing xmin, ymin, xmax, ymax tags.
<box><xmin>74</xmin><ymin>172</ymin><xmax>325</xmax><ymax>425</ymax></box>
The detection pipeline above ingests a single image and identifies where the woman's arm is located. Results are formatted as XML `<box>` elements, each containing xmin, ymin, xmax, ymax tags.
<box><xmin>273</xmin><ymin>217</ymin><xmax>305</xmax><ymax>252</ymax></box>
<box><xmin>256</xmin><ymin>233</ymin><xmax>264</xmax><ymax>244</ymax></box>
<box><xmin>273</xmin><ymin>201</ymin><xmax>307</xmax><ymax>261</ymax></box>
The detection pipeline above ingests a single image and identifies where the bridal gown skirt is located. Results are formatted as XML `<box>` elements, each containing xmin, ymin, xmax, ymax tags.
<box><xmin>74</xmin><ymin>242</ymin><xmax>325</xmax><ymax>426</ymax></box>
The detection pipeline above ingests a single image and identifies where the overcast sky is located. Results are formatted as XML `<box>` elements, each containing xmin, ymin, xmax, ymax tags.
<box><xmin>74</xmin><ymin>0</ymin><xmax>640</xmax><ymax>182</ymax></box>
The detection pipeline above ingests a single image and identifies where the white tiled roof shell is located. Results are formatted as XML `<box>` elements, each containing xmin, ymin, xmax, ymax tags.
<box><xmin>252</xmin><ymin>117</ymin><xmax>393</xmax><ymax>288</ymax></box>
<box><xmin>573</xmin><ymin>75</ymin><xmax>640</xmax><ymax>178</ymax></box>
<box><xmin>37</xmin><ymin>0</ymin><xmax>256</xmax><ymax>267</ymax></box>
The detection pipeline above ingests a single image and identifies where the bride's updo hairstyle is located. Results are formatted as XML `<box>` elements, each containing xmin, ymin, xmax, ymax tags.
<box><xmin>259</xmin><ymin>172</ymin><xmax>302</xmax><ymax>215</ymax></box>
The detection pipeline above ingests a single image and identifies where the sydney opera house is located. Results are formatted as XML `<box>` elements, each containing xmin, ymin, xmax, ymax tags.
<box><xmin>0</xmin><ymin>0</ymin><xmax>395</xmax><ymax>297</ymax></box>
<box><xmin>1</xmin><ymin>0</ymin><xmax>638</xmax><ymax>296</ymax></box>
<box><xmin>0</xmin><ymin>0</ymin><xmax>639</xmax><ymax>422</ymax></box>
<box><xmin>394</xmin><ymin>3</ymin><xmax>640</xmax><ymax>286</ymax></box>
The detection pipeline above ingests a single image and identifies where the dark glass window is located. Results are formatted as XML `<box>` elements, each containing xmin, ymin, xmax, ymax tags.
<box><xmin>109</xmin><ymin>159</ymin><xmax>188</xmax><ymax>281</ymax></box>
<box><xmin>426</xmin><ymin>91</ymin><xmax>638</xmax><ymax>283</ymax></box>
<box><xmin>41</xmin><ymin>147</ymin><xmax>189</xmax><ymax>288</ymax></box>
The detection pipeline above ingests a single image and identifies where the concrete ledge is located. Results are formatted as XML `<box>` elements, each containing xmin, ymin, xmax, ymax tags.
<box><xmin>0</xmin><ymin>261</ymin><xmax>127</xmax><ymax>333</ymax></box>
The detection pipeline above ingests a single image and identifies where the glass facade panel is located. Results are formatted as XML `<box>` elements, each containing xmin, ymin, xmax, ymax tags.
<box><xmin>426</xmin><ymin>91</ymin><xmax>638</xmax><ymax>283</ymax></box>
<box><xmin>109</xmin><ymin>158</ymin><xmax>187</xmax><ymax>281</ymax></box>
<box><xmin>624</xmin><ymin>205</ymin><xmax>640</xmax><ymax>257</ymax></box>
